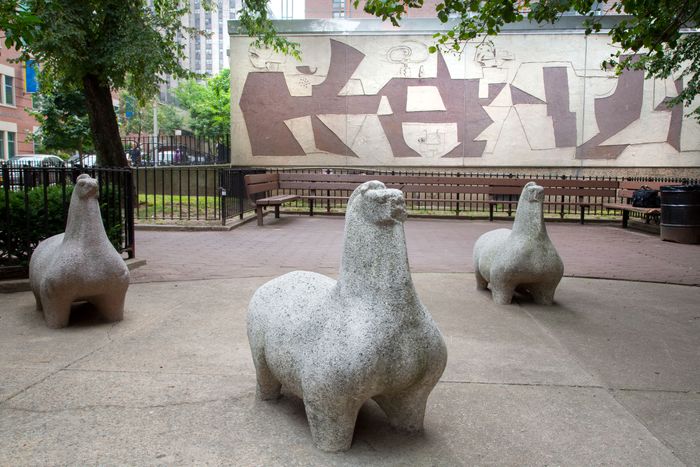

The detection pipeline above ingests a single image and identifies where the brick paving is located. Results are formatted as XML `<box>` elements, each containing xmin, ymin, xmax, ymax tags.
<box><xmin>129</xmin><ymin>216</ymin><xmax>700</xmax><ymax>286</ymax></box>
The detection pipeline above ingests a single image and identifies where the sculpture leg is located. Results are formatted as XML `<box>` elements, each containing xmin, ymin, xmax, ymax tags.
<box><xmin>91</xmin><ymin>291</ymin><xmax>126</xmax><ymax>323</ymax></box>
<box><xmin>41</xmin><ymin>291</ymin><xmax>72</xmax><ymax>329</ymax></box>
<box><xmin>32</xmin><ymin>289</ymin><xmax>43</xmax><ymax>311</ymax></box>
<box><xmin>529</xmin><ymin>281</ymin><xmax>558</xmax><ymax>305</ymax></box>
<box><xmin>474</xmin><ymin>268</ymin><xmax>488</xmax><ymax>290</ymax></box>
<box><xmin>304</xmin><ymin>396</ymin><xmax>361</xmax><ymax>452</ymax></box>
<box><xmin>373</xmin><ymin>384</ymin><xmax>433</xmax><ymax>432</ymax></box>
<box><xmin>490</xmin><ymin>280</ymin><xmax>515</xmax><ymax>305</ymax></box>
<box><xmin>251</xmin><ymin>351</ymin><xmax>281</xmax><ymax>401</ymax></box>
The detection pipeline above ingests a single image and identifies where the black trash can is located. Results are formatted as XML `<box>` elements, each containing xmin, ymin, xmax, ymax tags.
<box><xmin>660</xmin><ymin>184</ymin><xmax>700</xmax><ymax>244</ymax></box>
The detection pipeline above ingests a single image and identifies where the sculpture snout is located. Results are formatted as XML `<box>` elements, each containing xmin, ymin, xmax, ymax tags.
<box><xmin>524</xmin><ymin>183</ymin><xmax>544</xmax><ymax>202</ymax></box>
<box><xmin>531</xmin><ymin>185</ymin><xmax>544</xmax><ymax>202</ymax></box>
<box><xmin>76</xmin><ymin>175</ymin><xmax>99</xmax><ymax>199</ymax></box>
<box><xmin>376</xmin><ymin>188</ymin><xmax>407</xmax><ymax>222</ymax></box>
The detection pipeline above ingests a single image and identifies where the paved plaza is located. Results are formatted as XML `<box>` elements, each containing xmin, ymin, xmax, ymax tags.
<box><xmin>1</xmin><ymin>216</ymin><xmax>699</xmax><ymax>465</ymax></box>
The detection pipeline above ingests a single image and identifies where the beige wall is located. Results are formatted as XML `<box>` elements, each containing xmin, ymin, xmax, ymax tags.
<box><xmin>230</xmin><ymin>20</ymin><xmax>700</xmax><ymax>169</ymax></box>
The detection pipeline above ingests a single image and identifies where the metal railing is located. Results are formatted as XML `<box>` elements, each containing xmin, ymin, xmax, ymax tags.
<box><xmin>132</xmin><ymin>166</ymin><xmax>261</xmax><ymax>224</ymax></box>
<box><xmin>122</xmin><ymin>134</ymin><xmax>230</xmax><ymax>167</ymax></box>
<box><xmin>132</xmin><ymin>166</ymin><xmax>699</xmax><ymax>225</ymax></box>
<box><xmin>1</xmin><ymin>164</ymin><xmax>135</xmax><ymax>279</ymax></box>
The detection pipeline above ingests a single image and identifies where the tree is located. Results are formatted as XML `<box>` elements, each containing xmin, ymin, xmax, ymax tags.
<box><xmin>238</xmin><ymin>0</ymin><xmax>700</xmax><ymax>120</ymax></box>
<box><xmin>1</xmin><ymin>0</ymin><xmax>203</xmax><ymax>166</ymax></box>
<box><xmin>27</xmin><ymin>82</ymin><xmax>93</xmax><ymax>157</ymax></box>
<box><xmin>118</xmin><ymin>93</ymin><xmax>152</xmax><ymax>140</ymax></box>
<box><xmin>174</xmin><ymin>69</ymin><xmax>230</xmax><ymax>140</ymax></box>
<box><xmin>157</xmin><ymin>103</ymin><xmax>186</xmax><ymax>135</ymax></box>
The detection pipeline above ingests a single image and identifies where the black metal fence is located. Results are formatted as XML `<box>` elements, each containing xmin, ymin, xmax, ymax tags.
<box><xmin>122</xmin><ymin>134</ymin><xmax>230</xmax><ymax>167</ymax></box>
<box><xmin>132</xmin><ymin>167</ymin><xmax>260</xmax><ymax>224</ymax></box>
<box><xmin>1</xmin><ymin>164</ymin><xmax>135</xmax><ymax>279</ymax></box>
<box><xmin>130</xmin><ymin>166</ymin><xmax>699</xmax><ymax>225</ymax></box>
<box><xmin>267</xmin><ymin>168</ymin><xmax>698</xmax><ymax>219</ymax></box>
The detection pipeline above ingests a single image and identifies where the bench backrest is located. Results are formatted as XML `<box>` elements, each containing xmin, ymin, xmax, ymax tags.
<box><xmin>244</xmin><ymin>173</ymin><xmax>280</xmax><ymax>200</ymax></box>
<box><xmin>276</xmin><ymin>172</ymin><xmax>619</xmax><ymax>200</ymax></box>
<box><xmin>617</xmin><ymin>181</ymin><xmax>681</xmax><ymax>201</ymax></box>
<box><xmin>486</xmin><ymin>178</ymin><xmax>618</xmax><ymax>199</ymax></box>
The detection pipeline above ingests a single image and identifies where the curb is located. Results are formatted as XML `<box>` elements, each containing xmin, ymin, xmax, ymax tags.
<box><xmin>134</xmin><ymin>213</ymin><xmax>257</xmax><ymax>232</ymax></box>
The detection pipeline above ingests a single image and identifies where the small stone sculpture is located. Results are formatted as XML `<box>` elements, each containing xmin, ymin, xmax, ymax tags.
<box><xmin>473</xmin><ymin>181</ymin><xmax>564</xmax><ymax>305</ymax></box>
<box><xmin>29</xmin><ymin>174</ymin><xmax>129</xmax><ymax>328</ymax></box>
<box><xmin>247</xmin><ymin>180</ymin><xmax>447</xmax><ymax>452</ymax></box>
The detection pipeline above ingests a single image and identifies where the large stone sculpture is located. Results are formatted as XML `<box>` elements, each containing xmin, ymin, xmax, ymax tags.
<box><xmin>247</xmin><ymin>180</ymin><xmax>447</xmax><ymax>452</ymax></box>
<box><xmin>473</xmin><ymin>181</ymin><xmax>564</xmax><ymax>305</ymax></box>
<box><xmin>29</xmin><ymin>174</ymin><xmax>129</xmax><ymax>328</ymax></box>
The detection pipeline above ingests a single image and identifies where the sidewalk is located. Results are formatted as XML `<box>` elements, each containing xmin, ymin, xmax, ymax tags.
<box><xmin>1</xmin><ymin>216</ymin><xmax>698</xmax><ymax>465</ymax></box>
<box><xmin>130</xmin><ymin>216</ymin><xmax>700</xmax><ymax>285</ymax></box>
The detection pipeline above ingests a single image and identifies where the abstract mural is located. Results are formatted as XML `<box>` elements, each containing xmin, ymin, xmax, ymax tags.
<box><xmin>230</xmin><ymin>28</ymin><xmax>700</xmax><ymax>167</ymax></box>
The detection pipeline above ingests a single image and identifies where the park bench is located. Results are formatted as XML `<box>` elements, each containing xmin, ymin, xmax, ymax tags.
<box><xmin>602</xmin><ymin>181</ymin><xmax>679</xmax><ymax>228</ymax></box>
<box><xmin>276</xmin><ymin>172</ymin><xmax>617</xmax><ymax>223</ymax></box>
<box><xmin>278</xmin><ymin>172</ymin><xmax>491</xmax><ymax>216</ymax></box>
<box><xmin>484</xmin><ymin>178</ymin><xmax>619</xmax><ymax>224</ymax></box>
<box><xmin>247</xmin><ymin>171</ymin><xmax>619</xmax><ymax>225</ymax></box>
<box><xmin>244</xmin><ymin>173</ymin><xmax>300</xmax><ymax>226</ymax></box>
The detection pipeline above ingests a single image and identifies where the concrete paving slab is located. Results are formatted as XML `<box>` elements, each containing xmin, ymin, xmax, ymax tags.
<box><xmin>415</xmin><ymin>273</ymin><xmax>601</xmax><ymax>387</ymax></box>
<box><xmin>524</xmin><ymin>278</ymin><xmax>700</xmax><ymax>392</ymax></box>
<box><xmin>68</xmin><ymin>278</ymin><xmax>261</xmax><ymax>375</ymax></box>
<box><xmin>612</xmin><ymin>390</ymin><xmax>700</xmax><ymax>466</ymax></box>
<box><xmin>0</xmin><ymin>373</ymin><xmax>684</xmax><ymax>466</ymax></box>
<box><xmin>0</xmin><ymin>371</ymin><xmax>682</xmax><ymax>466</ymax></box>
<box><xmin>0</xmin><ymin>367</ymin><xmax>49</xmax><ymax>402</ymax></box>
<box><xmin>1</xmin><ymin>273</ymin><xmax>697</xmax><ymax>464</ymax></box>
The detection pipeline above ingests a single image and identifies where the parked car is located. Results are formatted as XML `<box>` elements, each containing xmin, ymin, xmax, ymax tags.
<box><xmin>2</xmin><ymin>154</ymin><xmax>66</xmax><ymax>188</ymax></box>
<box><xmin>7</xmin><ymin>154</ymin><xmax>66</xmax><ymax>168</ymax></box>
<box><xmin>68</xmin><ymin>154</ymin><xmax>97</xmax><ymax>167</ymax></box>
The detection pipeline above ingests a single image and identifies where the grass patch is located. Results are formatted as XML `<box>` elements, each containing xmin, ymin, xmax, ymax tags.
<box><xmin>136</xmin><ymin>193</ymin><xmax>219</xmax><ymax>220</ymax></box>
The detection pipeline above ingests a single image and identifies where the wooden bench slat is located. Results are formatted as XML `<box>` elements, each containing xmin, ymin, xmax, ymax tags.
<box><xmin>245</xmin><ymin>173</ymin><xmax>278</xmax><ymax>184</ymax></box>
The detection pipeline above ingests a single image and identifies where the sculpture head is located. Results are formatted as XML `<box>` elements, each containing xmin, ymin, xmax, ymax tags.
<box><xmin>74</xmin><ymin>174</ymin><xmax>99</xmax><ymax>199</ymax></box>
<box><xmin>521</xmin><ymin>181</ymin><xmax>544</xmax><ymax>204</ymax></box>
<box><xmin>347</xmin><ymin>180</ymin><xmax>407</xmax><ymax>226</ymax></box>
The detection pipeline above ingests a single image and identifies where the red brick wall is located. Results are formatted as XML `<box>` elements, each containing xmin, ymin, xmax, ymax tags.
<box><xmin>306</xmin><ymin>0</ymin><xmax>441</xmax><ymax>19</ymax></box>
<box><xmin>0</xmin><ymin>43</ymin><xmax>39</xmax><ymax>159</ymax></box>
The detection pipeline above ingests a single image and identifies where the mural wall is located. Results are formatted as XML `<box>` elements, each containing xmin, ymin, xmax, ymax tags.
<box><xmin>230</xmin><ymin>26</ymin><xmax>700</xmax><ymax>168</ymax></box>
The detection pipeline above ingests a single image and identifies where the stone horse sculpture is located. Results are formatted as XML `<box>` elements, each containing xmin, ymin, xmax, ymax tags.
<box><xmin>29</xmin><ymin>174</ymin><xmax>129</xmax><ymax>328</ymax></box>
<box><xmin>247</xmin><ymin>180</ymin><xmax>447</xmax><ymax>452</ymax></box>
<box><xmin>473</xmin><ymin>181</ymin><xmax>564</xmax><ymax>305</ymax></box>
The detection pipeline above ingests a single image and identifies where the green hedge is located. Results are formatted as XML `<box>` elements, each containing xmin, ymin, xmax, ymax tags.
<box><xmin>0</xmin><ymin>183</ymin><xmax>123</xmax><ymax>270</ymax></box>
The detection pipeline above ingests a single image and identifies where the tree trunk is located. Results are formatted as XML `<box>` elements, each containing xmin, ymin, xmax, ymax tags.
<box><xmin>82</xmin><ymin>73</ymin><xmax>127</xmax><ymax>167</ymax></box>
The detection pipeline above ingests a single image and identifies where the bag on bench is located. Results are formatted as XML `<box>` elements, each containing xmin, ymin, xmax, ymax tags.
<box><xmin>632</xmin><ymin>186</ymin><xmax>660</xmax><ymax>208</ymax></box>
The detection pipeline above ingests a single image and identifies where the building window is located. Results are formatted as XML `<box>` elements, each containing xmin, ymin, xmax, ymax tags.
<box><xmin>2</xmin><ymin>75</ymin><xmax>14</xmax><ymax>106</ymax></box>
<box><xmin>7</xmin><ymin>131</ymin><xmax>15</xmax><ymax>158</ymax></box>
<box><xmin>0</xmin><ymin>132</ymin><xmax>4</xmax><ymax>160</ymax></box>
<box><xmin>332</xmin><ymin>0</ymin><xmax>346</xmax><ymax>17</ymax></box>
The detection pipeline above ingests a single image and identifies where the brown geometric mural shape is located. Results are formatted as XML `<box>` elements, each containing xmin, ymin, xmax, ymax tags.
<box><xmin>576</xmin><ymin>58</ymin><xmax>644</xmax><ymax>159</ymax></box>
<box><xmin>657</xmin><ymin>79</ymin><xmax>683</xmax><ymax>152</ymax></box>
<box><xmin>543</xmin><ymin>67</ymin><xmax>577</xmax><ymax>148</ymax></box>
<box><xmin>511</xmin><ymin>85</ymin><xmax>545</xmax><ymax>105</ymax></box>
<box><xmin>377</xmin><ymin>53</ymin><xmax>490</xmax><ymax>158</ymax></box>
<box><xmin>239</xmin><ymin>39</ymin><xmax>380</xmax><ymax>157</ymax></box>
<box><xmin>312</xmin><ymin>115</ymin><xmax>359</xmax><ymax>157</ymax></box>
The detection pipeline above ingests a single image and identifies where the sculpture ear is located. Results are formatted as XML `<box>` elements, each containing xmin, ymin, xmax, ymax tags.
<box><xmin>359</xmin><ymin>180</ymin><xmax>385</xmax><ymax>195</ymax></box>
<box><xmin>524</xmin><ymin>181</ymin><xmax>537</xmax><ymax>189</ymax></box>
<box><xmin>77</xmin><ymin>174</ymin><xmax>91</xmax><ymax>182</ymax></box>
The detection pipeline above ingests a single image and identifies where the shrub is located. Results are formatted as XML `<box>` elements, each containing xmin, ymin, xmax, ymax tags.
<box><xmin>0</xmin><ymin>183</ymin><xmax>123</xmax><ymax>272</ymax></box>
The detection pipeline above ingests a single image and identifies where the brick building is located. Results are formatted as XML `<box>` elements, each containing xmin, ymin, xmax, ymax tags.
<box><xmin>0</xmin><ymin>42</ymin><xmax>38</xmax><ymax>160</ymax></box>
<box><xmin>305</xmin><ymin>0</ymin><xmax>442</xmax><ymax>19</ymax></box>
